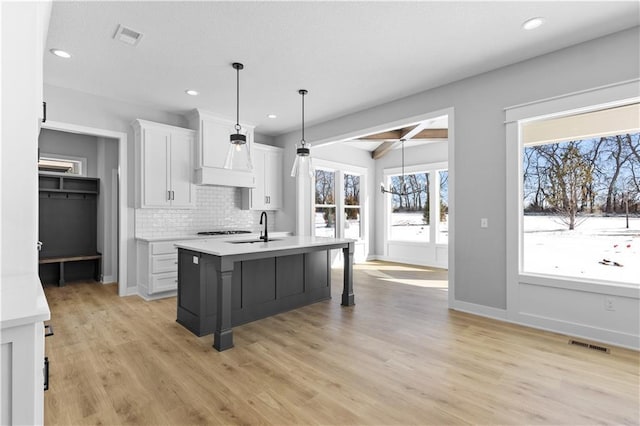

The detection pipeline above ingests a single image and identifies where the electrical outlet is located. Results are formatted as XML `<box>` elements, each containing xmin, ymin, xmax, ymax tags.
<box><xmin>480</xmin><ymin>218</ymin><xmax>488</xmax><ymax>228</ymax></box>
<box><xmin>605</xmin><ymin>296</ymin><xmax>615</xmax><ymax>311</ymax></box>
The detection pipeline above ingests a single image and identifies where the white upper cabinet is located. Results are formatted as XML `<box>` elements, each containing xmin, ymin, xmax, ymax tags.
<box><xmin>186</xmin><ymin>109</ymin><xmax>256</xmax><ymax>188</ymax></box>
<box><xmin>133</xmin><ymin>119</ymin><xmax>195</xmax><ymax>208</ymax></box>
<box><xmin>242</xmin><ymin>143</ymin><xmax>283</xmax><ymax>210</ymax></box>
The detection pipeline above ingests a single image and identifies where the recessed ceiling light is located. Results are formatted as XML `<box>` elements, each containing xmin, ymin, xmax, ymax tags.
<box><xmin>267</xmin><ymin>114</ymin><xmax>277</xmax><ymax>119</ymax></box>
<box><xmin>185</xmin><ymin>89</ymin><xmax>199</xmax><ymax>96</ymax></box>
<box><xmin>522</xmin><ymin>17</ymin><xmax>545</xmax><ymax>30</ymax></box>
<box><xmin>50</xmin><ymin>48</ymin><xmax>71</xmax><ymax>59</ymax></box>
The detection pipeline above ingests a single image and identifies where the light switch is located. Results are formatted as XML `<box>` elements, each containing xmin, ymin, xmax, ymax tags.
<box><xmin>193</xmin><ymin>256</ymin><xmax>199</xmax><ymax>264</ymax></box>
<box><xmin>480</xmin><ymin>218</ymin><xmax>488</xmax><ymax>228</ymax></box>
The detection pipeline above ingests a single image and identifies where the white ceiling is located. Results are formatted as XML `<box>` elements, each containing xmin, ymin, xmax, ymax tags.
<box><xmin>45</xmin><ymin>1</ymin><xmax>640</xmax><ymax>137</ymax></box>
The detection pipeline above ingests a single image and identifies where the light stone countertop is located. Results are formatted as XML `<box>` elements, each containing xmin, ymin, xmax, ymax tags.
<box><xmin>136</xmin><ymin>231</ymin><xmax>291</xmax><ymax>243</ymax></box>
<box><xmin>175</xmin><ymin>235</ymin><xmax>354</xmax><ymax>257</ymax></box>
<box><xmin>1</xmin><ymin>274</ymin><xmax>50</xmax><ymax>329</ymax></box>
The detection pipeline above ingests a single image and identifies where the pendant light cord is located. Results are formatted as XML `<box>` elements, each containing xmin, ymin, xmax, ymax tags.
<box><xmin>301</xmin><ymin>91</ymin><xmax>306</xmax><ymax>146</ymax></box>
<box><xmin>401</xmin><ymin>139</ymin><xmax>406</xmax><ymax>193</ymax></box>
<box><xmin>235</xmin><ymin>65</ymin><xmax>240</xmax><ymax>132</ymax></box>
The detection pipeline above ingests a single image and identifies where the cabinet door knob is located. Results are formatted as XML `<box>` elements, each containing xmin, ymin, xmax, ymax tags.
<box><xmin>42</xmin><ymin>101</ymin><xmax>47</xmax><ymax>123</ymax></box>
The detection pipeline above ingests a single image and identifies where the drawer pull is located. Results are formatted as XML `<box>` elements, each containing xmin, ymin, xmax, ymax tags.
<box><xmin>44</xmin><ymin>357</ymin><xmax>49</xmax><ymax>391</ymax></box>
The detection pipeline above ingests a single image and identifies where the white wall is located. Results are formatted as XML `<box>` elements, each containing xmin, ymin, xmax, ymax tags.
<box><xmin>274</xmin><ymin>27</ymin><xmax>640</xmax><ymax>347</ymax></box>
<box><xmin>43</xmin><ymin>84</ymin><xmax>186</xmax><ymax>292</ymax></box>
<box><xmin>1</xmin><ymin>4</ymin><xmax>42</xmax><ymax>278</ymax></box>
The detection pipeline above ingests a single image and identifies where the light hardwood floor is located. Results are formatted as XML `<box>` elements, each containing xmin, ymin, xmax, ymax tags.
<box><xmin>44</xmin><ymin>261</ymin><xmax>639</xmax><ymax>425</ymax></box>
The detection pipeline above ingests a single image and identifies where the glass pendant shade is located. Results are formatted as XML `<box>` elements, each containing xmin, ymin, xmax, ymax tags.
<box><xmin>290</xmin><ymin>143</ymin><xmax>313</xmax><ymax>177</ymax></box>
<box><xmin>224</xmin><ymin>132</ymin><xmax>253</xmax><ymax>170</ymax></box>
<box><xmin>291</xmin><ymin>89</ymin><xmax>313</xmax><ymax>178</ymax></box>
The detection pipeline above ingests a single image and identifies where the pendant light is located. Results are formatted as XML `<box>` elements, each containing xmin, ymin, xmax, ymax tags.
<box><xmin>224</xmin><ymin>62</ymin><xmax>253</xmax><ymax>171</ymax></box>
<box><xmin>290</xmin><ymin>89</ymin><xmax>314</xmax><ymax>178</ymax></box>
<box><xmin>380</xmin><ymin>139</ymin><xmax>418</xmax><ymax>196</ymax></box>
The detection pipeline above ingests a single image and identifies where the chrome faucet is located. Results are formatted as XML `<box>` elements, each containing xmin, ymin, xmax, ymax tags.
<box><xmin>259</xmin><ymin>211</ymin><xmax>268</xmax><ymax>242</ymax></box>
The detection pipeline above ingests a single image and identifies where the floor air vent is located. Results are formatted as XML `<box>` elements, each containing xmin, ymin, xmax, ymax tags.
<box><xmin>569</xmin><ymin>339</ymin><xmax>610</xmax><ymax>353</ymax></box>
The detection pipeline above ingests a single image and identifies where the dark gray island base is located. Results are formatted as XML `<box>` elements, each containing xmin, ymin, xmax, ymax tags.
<box><xmin>175</xmin><ymin>237</ymin><xmax>355</xmax><ymax>351</ymax></box>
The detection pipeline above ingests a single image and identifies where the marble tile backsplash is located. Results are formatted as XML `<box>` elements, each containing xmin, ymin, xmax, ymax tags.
<box><xmin>135</xmin><ymin>186</ymin><xmax>276</xmax><ymax>238</ymax></box>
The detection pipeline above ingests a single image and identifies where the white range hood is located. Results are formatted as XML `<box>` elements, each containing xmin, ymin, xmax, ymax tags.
<box><xmin>193</xmin><ymin>167</ymin><xmax>255</xmax><ymax>188</ymax></box>
<box><xmin>187</xmin><ymin>109</ymin><xmax>256</xmax><ymax>188</ymax></box>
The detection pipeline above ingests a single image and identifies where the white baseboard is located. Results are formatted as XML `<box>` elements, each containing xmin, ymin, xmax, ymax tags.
<box><xmin>101</xmin><ymin>275</ymin><xmax>116</xmax><ymax>284</ymax></box>
<box><xmin>371</xmin><ymin>254</ymin><xmax>448</xmax><ymax>270</ymax></box>
<box><xmin>513</xmin><ymin>311</ymin><xmax>640</xmax><ymax>351</ymax></box>
<box><xmin>122</xmin><ymin>286</ymin><xmax>138</xmax><ymax>297</ymax></box>
<box><xmin>450</xmin><ymin>300</ymin><xmax>508</xmax><ymax>320</ymax></box>
<box><xmin>450</xmin><ymin>299</ymin><xmax>639</xmax><ymax>351</ymax></box>
<box><xmin>136</xmin><ymin>290</ymin><xmax>177</xmax><ymax>301</ymax></box>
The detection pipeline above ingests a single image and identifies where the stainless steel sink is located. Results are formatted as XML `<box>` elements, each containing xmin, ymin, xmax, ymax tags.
<box><xmin>227</xmin><ymin>238</ymin><xmax>282</xmax><ymax>244</ymax></box>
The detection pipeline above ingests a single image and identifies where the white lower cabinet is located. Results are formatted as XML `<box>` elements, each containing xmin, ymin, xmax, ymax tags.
<box><xmin>137</xmin><ymin>239</ymin><xmax>183</xmax><ymax>299</ymax></box>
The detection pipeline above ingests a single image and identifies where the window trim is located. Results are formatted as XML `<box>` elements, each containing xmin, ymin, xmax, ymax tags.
<box><xmin>312</xmin><ymin>159</ymin><xmax>367</xmax><ymax>242</ymax></box>
<box><xmin>505</xmin><ymin>79</ymin><xmax>640</xmax><ymax>308</ymax></box>
<box><xmin>314</xmin><ymin>168</ymin><xmax>337</xmax><ymax>238</ymax></box>
<box><xmin>383</xmin><ymin>161</ymin><xmax>448</xmax><ymax>245</ymax></box>
<box><xmin>38</xmin><ymin>152</ymin><xmax>87</xmax><ymax>176</ymax></box>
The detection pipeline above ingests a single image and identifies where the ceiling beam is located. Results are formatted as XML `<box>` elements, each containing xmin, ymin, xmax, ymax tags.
<box><xmin>358</xmin><ymin>130</ymin><xmax>403</xmax><ymax>140</ymax></box>
<box><xmin>371</xmin><ymin>141</ymin><xmax>399</xmax><ymax>159</ymax></box>
<box><xmin>400</xmin><ymin>123</ymin><xmax>428</xmax><ymax>140</ymax></box>
<box><xmin>413</xmin><ymin>128</ymin><xmax>448</xmax><ymax>139</ymax></box>
<box><xmin>356</xmin><ymin>128</ymin><xmax>448</xmax><ymax>142</ymax></box>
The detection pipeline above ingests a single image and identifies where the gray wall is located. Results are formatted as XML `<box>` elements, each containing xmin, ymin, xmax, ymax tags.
<box><xmin>274</xmin><ymin>27</ymin><xmax>640</xmax><ymax>310</ymax></box>
<box><xmin>38</xmin><ymin>128</ymin><xmax>98</xmax><ymax>177</ymax></box>
<box><xmin>43</xmin><ymin>84</ymin><xmax>186</xmax><ymax>292</ymax></box>
<box><xmin>97</xmin><ymin>137</ymin><xmax>119</xmax><ymax>282</ymax></box>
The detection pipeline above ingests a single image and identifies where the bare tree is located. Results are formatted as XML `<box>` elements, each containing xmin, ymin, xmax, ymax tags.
<box><xmin>534</xmin><ymin>142</ymin><xmax>593</xmax><ymax>230</ymax></box>
<box><xmin>603</xmin><ymin>135</ymin><xmax>631</xmax><ymax>213</ymax></box>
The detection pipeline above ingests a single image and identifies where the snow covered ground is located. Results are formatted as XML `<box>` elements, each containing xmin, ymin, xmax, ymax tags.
<box><xmin>523</xmin><ymin>215</ymin><xmax>639</xmax><ymax>285</ymax></box>
<box><xmin>389</xmin><ymin>212</ymin><xmax>448</xmax><ymax>243</ymax></box>
<box><xmin>318</xmin><ymin>210</ymin><xmax>638</xmax><ymax>285</ymax></box>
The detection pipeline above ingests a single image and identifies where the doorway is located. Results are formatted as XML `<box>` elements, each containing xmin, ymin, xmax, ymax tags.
<box><xmin>39</xmin><ymin>120</ymin><xmax>128</xmax><ymax>295</ymax></box>
<box><xmin>300</xmin><ymin>106</ymin><xmax>456</xmax><ymax>306</ymax></box>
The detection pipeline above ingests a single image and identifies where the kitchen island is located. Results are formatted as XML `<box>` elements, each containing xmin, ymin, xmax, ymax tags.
<box><xmin>175</xmin><ymin>236</ymin><xmax>355</xmax><ymax>351</ymax></box>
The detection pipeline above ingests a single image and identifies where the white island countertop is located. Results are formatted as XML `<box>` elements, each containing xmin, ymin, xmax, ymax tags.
<box><xmin>175</xmin><ymin>235</ymin><xmax>354</xmax><ymax>257</ymax></box>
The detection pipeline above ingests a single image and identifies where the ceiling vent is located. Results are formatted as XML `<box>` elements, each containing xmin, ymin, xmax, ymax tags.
<box><xmin>113</xmin><ymin>24</ymin><xmax>143</xmax><ymax>46</ymax></box>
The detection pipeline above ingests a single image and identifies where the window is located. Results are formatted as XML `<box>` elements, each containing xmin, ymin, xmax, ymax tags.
<box><xmin>437</xmin><ymin>170</ymin><xmax>449</xmax><ymax>244</ymax></box>
<box><xmin>313</xmin><ymin>161</ymin><xmax>366</xmax><ymax>241</ymax></box>
<box><xmin>520</xmin><ymin>104</ymin><xmax>639</xmax><ymax>285</ymax></box>
<box><xmin>389</xmin><ymin>172</ymin><xmax>430</xmax><ymax>242</ymax></box>
<box><xmin>314</xmin><ymin>169</ymin><xmax>336</xmax><ymax>237</ymax></box>
<box><xmin>344</xmin><ymin>174</ymin><xmax>361</xmax><ymax>239</ymax></box>
<box><xmin>38</xmin><ymin>153</ymin><xmax>86</xmax><ymax>176</ymax></box>
<box><xmin>384</xmin><ymin>164</ymin><xmax>448</xmax><ymax>244</ymax></box>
